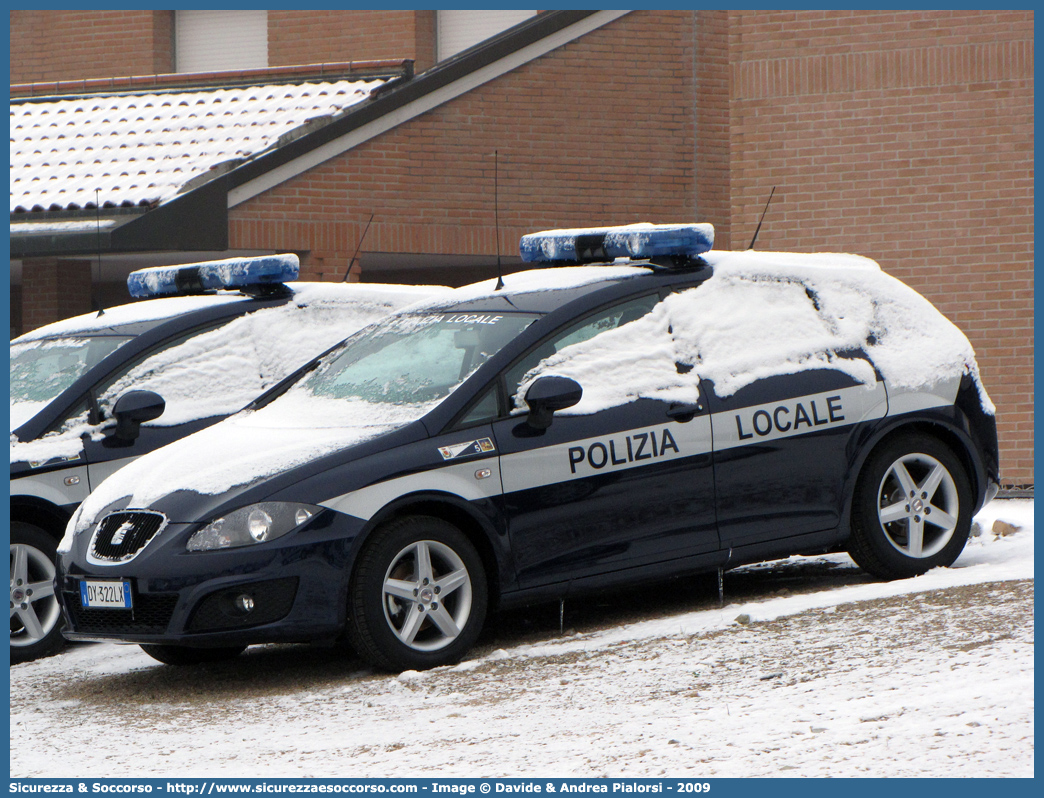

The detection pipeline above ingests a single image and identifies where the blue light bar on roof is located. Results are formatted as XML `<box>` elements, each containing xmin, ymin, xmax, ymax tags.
<box><xmin>519</xmin><ymin>223</ymin><xmax>714</xmax><ymax>265</ymax></box>
<box><xmin>127</xmin><ymin>254</ymin><xmax>300</xmax><ymax>298</ymax></box>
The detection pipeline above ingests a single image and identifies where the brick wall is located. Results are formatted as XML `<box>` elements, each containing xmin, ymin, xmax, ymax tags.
<box><xmin>231</xmin><ymin>11</ymin><xmax>698</xmax><ymax>277</ymax></box>
<box><xmin>727</xmin><ymin>9</ymin><xmax>1034</xmax><ymax>484</ymax></box>
<box><xmin>694</xmin><ymin>11</ymin><xmax>733</xmax><ymax>250</ymax></box>
<box><xmin>20</xmin><ymin>260</ymin><xmax>93</xmax><ymax>333</ymax></box>
<box><xmin>10</xmin><ymin>10</ymin><xmax>173</xmax><ymax>84</ymax></box>
<box><xmin>269</xmin><ymin>10</ymin><xmax>435</xmax><ymax>72</ymax></box>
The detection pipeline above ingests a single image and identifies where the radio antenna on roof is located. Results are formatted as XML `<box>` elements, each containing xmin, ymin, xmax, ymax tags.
<box><xmin>494</xmin><ymin>150</ymin><xmax>504</xmax><ymax>291</ymax></box>
<box><xmin>747</xmin><ymin>186</ymin><xmax>776</xmax><ymax>251</ymax></box>
<box><xmin>343</xmin><ymin>212</ymin><xmax>375</xmax><ymax>282</ymax></box>
<box><xmin>94</xmin><ymin>188</ymin><xmax>105</xmax><ymax>316</ymax></box>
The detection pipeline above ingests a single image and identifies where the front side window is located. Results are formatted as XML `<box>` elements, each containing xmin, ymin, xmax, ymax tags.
<box><xmin>10</xmin><ymin>336</ymin><xmax>132</xmax><ymax>428</ymax></box>
<box><xmin>505</xmin><ymin>293</ymin><xmax>663</xmax><ymax>409</ymax></box>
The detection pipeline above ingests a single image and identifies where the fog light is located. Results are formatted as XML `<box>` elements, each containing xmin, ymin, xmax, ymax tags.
<box><xmin>234</xmin><ymin>594</ymin><xmax>255</xmax><ymax>614</ymax></box>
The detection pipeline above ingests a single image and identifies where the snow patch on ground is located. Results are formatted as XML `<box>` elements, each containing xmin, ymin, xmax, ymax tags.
<box><xmin>13</xmin><ymin>500</ymin><xmax>1033</xmax><ymax>778</ymax></box>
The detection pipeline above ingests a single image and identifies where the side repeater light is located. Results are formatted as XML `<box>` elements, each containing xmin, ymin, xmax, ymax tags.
<box><xmin>519</xmin><ymin>223</ymin><xmax>714</xmax><ymax>266</ymax></box>
<box><xmin>127</xmin><ymin>254</ymin><xmax>300</xmax><ymax>299</ymax></box>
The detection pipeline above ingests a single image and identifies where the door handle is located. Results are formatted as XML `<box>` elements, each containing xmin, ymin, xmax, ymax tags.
<box><xmin>666</xmin><ymin>402</ymin><xmax>702</xmax><ymax>422</ymax></box>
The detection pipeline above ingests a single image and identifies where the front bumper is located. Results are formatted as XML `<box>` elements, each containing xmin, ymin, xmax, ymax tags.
<box><xmin>57</xmin><ymin>509</ymin><xmax>365</xmax><ymax>647</ymax></box>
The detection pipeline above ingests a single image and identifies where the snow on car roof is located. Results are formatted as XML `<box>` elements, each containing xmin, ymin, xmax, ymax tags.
<box><xmin>515</xmin><ymin>249</ymin><xmax>993</xmax><ymax>416</ymax></box>
<box><xmin>10</xmin><ymin>79</ymin><xmax>387</xmax><ymax>214</ymax></box>
<box><xmin>410</xmin><ymin>265</ymin><xmax>654</xmax><ymax>314</ymax></box>
<box><xmin>14</xmin><ymin>281</ymin><xmax>448</xmax><ymax>343</ymax></box>
<box><xmin>13</xmin><ymin>293</ymin><xmax>252</xmax><ymax>342</ymax></box>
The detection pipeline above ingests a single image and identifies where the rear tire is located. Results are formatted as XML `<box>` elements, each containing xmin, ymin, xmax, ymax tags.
<box><xmin>848</xmin><ymin>434</ymin><xmax>972</xmax><ymax>580</ymax></box>
<box><xmin>10</xmin><ymin>522</ymin><xmax>66</xmax><ymax>664</ymax></box>
<box><xmin>139</xmin><ymin>644</ymin><xmax>246</xmax><ymax>665</ymax></box>
<box><xmin>347</xmin><ymin>516</ymin><xmax>487</xmax><ymax>672</ymax></box>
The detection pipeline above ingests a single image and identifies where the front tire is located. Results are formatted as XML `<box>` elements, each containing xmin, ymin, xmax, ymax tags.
<box><xmin>848</xmin><ymin>434</ymin><xmax>973</xmax><ymax>580</ymax></box>
<box><xmin>139</xmin><ymin>644</ymin><xmax>246</xmax><ymax>665</ymax></box>
<box><xmin>10</xmin><ymin>522</ymin><xmax>65</xmax><ymax>664</ymax></box>
<box><xmin>347</xmin><ymin>516</ymin><xmax>488</xmax><ymax>671</ymax></box>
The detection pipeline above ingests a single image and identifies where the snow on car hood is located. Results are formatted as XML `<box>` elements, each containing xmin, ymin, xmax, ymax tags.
<box><xmin>65</xmin><ymin>391</ymin><xmax>436</xmax><ymax>541</ymax></box>
<box><xmin>516</xmin><ymin>250</ymin><xmax>993</xmax><ymax>415</ymax></box>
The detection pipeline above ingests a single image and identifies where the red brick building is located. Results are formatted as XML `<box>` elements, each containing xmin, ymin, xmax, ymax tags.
<box><xmin>8</xmin><ymin>10</ymin><xmax>1033</xmax><ymax>485</ymax></box>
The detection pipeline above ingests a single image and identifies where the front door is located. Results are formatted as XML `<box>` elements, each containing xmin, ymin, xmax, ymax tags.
<box><xmin>489</xmin><ymin>292</ymin><xmax>718</xmax><ymax>589</ymax></box>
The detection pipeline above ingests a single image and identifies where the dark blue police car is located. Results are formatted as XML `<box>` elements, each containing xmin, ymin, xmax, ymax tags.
<box><xmin>11</xmin><ymin>254</ymin><xmax>439</xmax><ymax>662</ymax></box>
<box><xmin>55</xmin><ymin>225</ymin><xmax>1000</xmax><ymax>671</ymax></box>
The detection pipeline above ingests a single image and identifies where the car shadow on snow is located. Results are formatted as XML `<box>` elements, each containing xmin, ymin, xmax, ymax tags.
<box><xmin>48</xmin><ymin>556</ymin><xmax>872</xmax><ymax>704</ymax></box>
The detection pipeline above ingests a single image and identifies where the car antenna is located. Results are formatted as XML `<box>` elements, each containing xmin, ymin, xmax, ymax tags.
<box><xmin>494</xmin><ymin>150</ymin><xmax>505</xmax><ymax>291</ymax></box>
<box><xmin>342</xmin><ymin>212</ymin><xmax>375</xmax><ymax>282</ymax></box>
<box><xmin>93</xmin><ymin>188</ymin><xmax>105</xmax><ymax>316</ymax></box>
<box><xmin>747</xmin><ymin>186</ymin><xmax>776</xmax><ymax>250</ymax></box>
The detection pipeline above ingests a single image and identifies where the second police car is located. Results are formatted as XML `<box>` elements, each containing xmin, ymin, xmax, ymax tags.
<box><xmin>11</xmin><ymin>254</ymin><xmax>443</xmax><ymax>662</ymax></box>
<box><xmin>55</xmin><ymin>224</ymin><xmax>1000</xmax><ymax>671</ymax></box>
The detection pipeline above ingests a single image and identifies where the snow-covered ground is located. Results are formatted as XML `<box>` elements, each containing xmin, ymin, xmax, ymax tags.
<box><xmin>10</xmin><ymin>500</ymin><xmax>1033</xmax><ymax>778</ymax></box>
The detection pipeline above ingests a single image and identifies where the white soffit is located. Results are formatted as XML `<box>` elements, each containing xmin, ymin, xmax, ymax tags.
<box><xmin>227</xmin><ymin>10</ymin><xmax>631</xmax><ymax>209</ymax></box>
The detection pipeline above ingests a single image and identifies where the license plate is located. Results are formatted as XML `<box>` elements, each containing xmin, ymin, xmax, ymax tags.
<box><xmin>79</xmin><ymin>580</ymin><xmax>133</xmax><ymax>609</ymax></box>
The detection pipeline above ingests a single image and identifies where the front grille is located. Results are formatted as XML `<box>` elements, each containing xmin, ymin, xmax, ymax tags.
<box><xmin>89</xmin><ymin>511</ymin><xmax>167</xmax><ymax>563</ymax></box>
<box><xmin>65</xmin><ymin>591</ymin><xmax>179</xmax><ymax>635</ymax></box>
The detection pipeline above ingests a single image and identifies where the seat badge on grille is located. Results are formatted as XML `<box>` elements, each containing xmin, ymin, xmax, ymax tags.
<box><xmin>109</xmin><ymin>520</ymin><xmax>135</xmax><ymax>547</ymax></box>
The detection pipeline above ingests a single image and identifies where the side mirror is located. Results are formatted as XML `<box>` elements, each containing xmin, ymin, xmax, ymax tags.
<box><xmin>524</xmin><ymin>376</ymin><xmax>582</xmax><ymax>431</ymax></box>
<box><xmin>106</xmin><ymin>390</ymin><xmax>165</xmax><ymax>443</ymax></box>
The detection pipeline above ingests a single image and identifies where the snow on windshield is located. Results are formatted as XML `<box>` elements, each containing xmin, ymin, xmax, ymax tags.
<box><xmin>515</xmin><ymin>251</ymin><xmax>992</xmax><ymax>415</ymax></box>
<box><xmin>12</xmin><ymin>283</ymin><xmax>445</xmax><ymax>467</ymax></box>
<box><xmin>65</xmin><ymin>309</ymin><xmax>537</xmax><ymax>536</ymax></box>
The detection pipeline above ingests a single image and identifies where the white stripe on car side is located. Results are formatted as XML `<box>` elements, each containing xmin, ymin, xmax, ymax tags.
<box><xmin>884</xmin><ymin>375</ymin><xmax>961</xmax><ymax>416</ymax></box>
<box><xmin>320</xmin><ymin>459</ymin><xmax>504</xmax><ymax>521</ymax></box>
<box><xmin>319</xmin><ymin>378</ymin><xmax>957</xmax><ymax>522</ymax></box>
<box><xmin>11</xmin><ymin>464</ymin><xmax>91</xmax><ymax>506</ymax></box>
<box><xmin>499</xmin><ymin>415</ymin><xmax>713</xmax><ymax>495</ymax></box>
<box><xmin>714</xmin><ymin>382</ymin><xmax>888</xmax><ymax>451</ymax></box>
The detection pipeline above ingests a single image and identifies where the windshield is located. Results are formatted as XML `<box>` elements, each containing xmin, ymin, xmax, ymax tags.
<box><xmin>10</xmin><ymin>336</ymin><xmax>133</xmax><ymax>413</ymax></box>
<box><xmin>297</xmin><ymin>311</ymin><xmax>541</xmax><ymax>407</ymax></box>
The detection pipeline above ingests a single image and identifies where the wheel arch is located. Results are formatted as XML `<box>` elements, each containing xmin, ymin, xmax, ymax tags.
<box><xmin>844</xmin><ymin>416</ymin><xmax>988</xmax><ymax>534</ymax></box>
<box><xmin>355</xmin><ymin>491</ymin><xmax>506</xmax><ymax>611</ymax></box>
<box><xmin>10</xmin><ymin>496</ymin><xmax>72</xmax><ymax>541</ymax></box>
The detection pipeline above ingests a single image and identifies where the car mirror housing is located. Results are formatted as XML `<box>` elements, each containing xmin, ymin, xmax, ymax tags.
<box><xmin>524</xmin><ymin>376</ymin><xmax>583</xmax><ymax>431</ymax></box>
<box><xmin>107</xmin><ymin>390</ymin><xmax>166</xmax><ymax>443</ymax></box>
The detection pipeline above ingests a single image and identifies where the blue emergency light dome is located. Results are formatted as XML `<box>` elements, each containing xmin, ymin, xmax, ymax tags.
<box><xmin>519</xmin><ymin>223</ymin><xmax>714</xmax><ymax>266</ymax></box>
<box><xmin>127</xmin><ymin>254</ymin><xmax>300</xmax><ymax>298</ymax></box>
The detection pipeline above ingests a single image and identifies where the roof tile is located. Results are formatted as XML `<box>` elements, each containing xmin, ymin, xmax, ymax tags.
<box><xmin>11</xmin><ymin>78</ymin><xmax>387</xmax><ymax>214</ymax></box>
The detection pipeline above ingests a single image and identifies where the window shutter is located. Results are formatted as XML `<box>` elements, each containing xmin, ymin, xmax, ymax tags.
<box><xmin>175</xmin><ymin>10</ymin><xmax>268</xmax><ymax>73</ymax></box>
<box><xmin>437</xmin><ymin>10</ymin><xmax>537</xmax><ymax>61</ymax></box>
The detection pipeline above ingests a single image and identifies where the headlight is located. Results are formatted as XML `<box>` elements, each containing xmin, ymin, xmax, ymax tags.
<box><xmin>186</xmin><ymin>502</ymin><xmax>320</xmax><ymax>552</ymax></box>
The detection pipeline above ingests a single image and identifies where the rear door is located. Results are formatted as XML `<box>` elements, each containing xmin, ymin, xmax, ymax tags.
<box><xmin>707</xmin><ymin>369</ymin><xmax>887</xmax><ymax>548</ymax></box>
